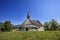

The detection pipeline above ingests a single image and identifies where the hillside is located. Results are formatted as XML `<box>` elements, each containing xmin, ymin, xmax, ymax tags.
<box><xmin>0</xmin><ymin>31</ymin><xmax>60</xmax><ymax>40</ymax></box>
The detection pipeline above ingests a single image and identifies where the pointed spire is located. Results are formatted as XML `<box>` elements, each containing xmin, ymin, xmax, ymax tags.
<box><xmin>27</xmin><ymin>11</ymin><xmax>30</xmax><ymax>19</ymax></box>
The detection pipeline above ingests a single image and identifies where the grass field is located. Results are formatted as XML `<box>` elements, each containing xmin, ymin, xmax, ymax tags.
<box><xmin>0</xmin><ymin>31</ymin><xmax>60</xmax><ymax>40</ymax></box>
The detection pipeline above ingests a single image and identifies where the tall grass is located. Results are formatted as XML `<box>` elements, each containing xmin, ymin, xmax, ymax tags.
<box><xmin>0</xmin><ymin>31</ymin><xmax>60</xmax><ymax>40</ymax></box>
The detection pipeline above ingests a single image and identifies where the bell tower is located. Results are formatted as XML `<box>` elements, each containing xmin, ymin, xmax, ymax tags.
<box><xmin>27</xmin><ymin>11</ymin><xmax>30</xmax><ymax>19</ymax></box>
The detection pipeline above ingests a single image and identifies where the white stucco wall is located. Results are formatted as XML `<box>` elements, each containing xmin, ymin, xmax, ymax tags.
<box><xmin>38</xmin><ymin>26</ymin><xmax>44</xmax><ymax>31</ymax></box>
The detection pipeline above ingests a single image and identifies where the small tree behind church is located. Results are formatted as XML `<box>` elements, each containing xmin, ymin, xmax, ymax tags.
<box><xmin>44</xmin><ymin>22</ymin><xmax>49</xmax><ymax>30</ymax></box>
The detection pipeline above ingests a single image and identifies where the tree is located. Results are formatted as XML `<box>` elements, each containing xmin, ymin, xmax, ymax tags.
<box><xmin>1</xmin><ymin>26</ymin><xmax>6</xmax><ymax>31</ymax></box>
<box><xmin>49</xmin><ymin>19</ymin><xmax>58</xmax><ymax>30</ymax></box>
<box><xmin>0</xmin><ymin>22</ymin><xmax>4</xmax><ymax>31</ymax></box>
<box><xmin>44</xmin><ymin>22</ymin><xmax>49</xmax><ymax>30</ymax></box>
<box><xmin>56</xmin><ymin>24</ymin><xmax>60</xmax><ymax>30</ymax></box>
<box><xmin>4</xmin><ymin>21</ymin><xmax>12</xmax><ymax>31</ymax></box>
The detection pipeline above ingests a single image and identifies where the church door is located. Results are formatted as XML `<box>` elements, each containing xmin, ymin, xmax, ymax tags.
<box><xmin>26</xmin><ymin>28</ymin><xmax>28</xmax><ymax>31</ymax></box>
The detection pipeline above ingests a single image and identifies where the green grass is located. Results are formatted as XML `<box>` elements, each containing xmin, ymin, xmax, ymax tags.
<box><xmin>0</xmin><ymin>31</ymin><xmax>60</xmax><ymax>40</ymax></box>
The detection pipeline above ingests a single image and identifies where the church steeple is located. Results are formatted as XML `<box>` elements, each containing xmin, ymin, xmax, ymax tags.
<box><xmin>27</xmin><ymin>11</ymin><xmax>30</xmax><ymax>19</ymax></box>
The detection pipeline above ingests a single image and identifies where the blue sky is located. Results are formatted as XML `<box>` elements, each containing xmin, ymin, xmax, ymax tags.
<box><xmin>0</xmin><ymin>0</ymin><xmax>60</xmax><ymax>25</ymax></box>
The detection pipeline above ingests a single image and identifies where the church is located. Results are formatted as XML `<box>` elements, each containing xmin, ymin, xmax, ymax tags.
<box><xmin>19</xmin><ymin>12</ymin><xmax>44</xmax><ymax>31</ymax></box>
